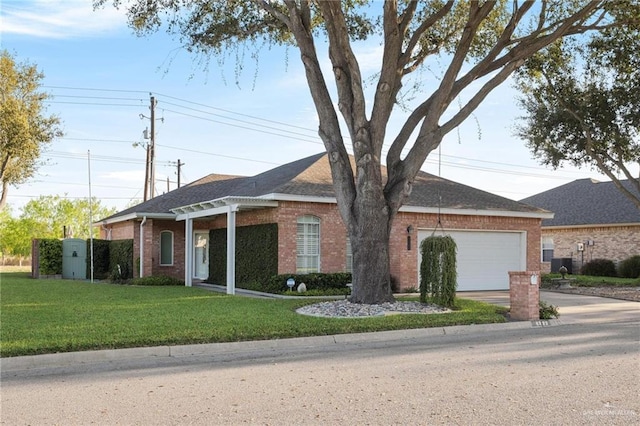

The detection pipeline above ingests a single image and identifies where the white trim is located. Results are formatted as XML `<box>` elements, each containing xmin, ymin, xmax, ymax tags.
<box><xmin>172</xmin><ymin>196</ymin><xmax>277</xmax><ymax>216</ymax></box>
<box><xmin>542</xmin><ymin>222</ymin><xmax>640</xmax><ymax>230</ymax></box>
<box><xmin>401</xmin><ymin>205</ymin><xmax>553</xmax><ymax>219</ymax></box>
<box><xmin>97</xmin><ymin>212</ymin><xmax>174</xmax><ymax>226</ymax></box>
<box><xmin>262</xmin><ymin>193</ymin><xmax>553</xmax><ymax>219</ymax></box>
<box><xmin>176</xmin><ymin>205</ymin><xmax>232</xmax><ymax>221</ymax></box>
<box><xmin>261</xmin><ymin>193</ymin><xmax>337</xmax><ymax>204</ymax></box>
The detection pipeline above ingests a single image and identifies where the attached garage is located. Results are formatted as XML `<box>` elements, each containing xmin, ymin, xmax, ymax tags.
<box><xmin>418</xmin><ymin>230</ymin><xmax>526</xmax><ymax>291</ymax></box>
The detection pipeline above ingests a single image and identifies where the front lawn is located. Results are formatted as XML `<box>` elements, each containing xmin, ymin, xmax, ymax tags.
<box><xmin>0</xmin><ymin>272</ymin><xmax>507</xmax><ymax>357</ymax></box>
<box><xmin>542</xmin><ymin>273</ymin><xmax>640</xmax><ymax>287</ymax></box>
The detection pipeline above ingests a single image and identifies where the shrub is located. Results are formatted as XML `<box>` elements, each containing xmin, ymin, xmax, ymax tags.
<box><xmin>539</xmin><ymin>300</ymin><xmax>560</xmax><ymax>319</ymax></box>
<box><xmin>109</xmin><ymin>240</ymin><xmax>133</xmax><ymax>281</ymax></box>
<box><xmin>38</xmin><ymin>239</ymin><xmax>62</xmax><ymax>275</ymax></box>
<box><xmin>128</xmin><ymin>275</ymin><xmax>184</xmax><ymax>286</ymax></box>
<box><xmin>618</xmin><ymin>255</ymin><xmax>640</xmax><ymax>279</ymax></box>
<box><xmin>419</xmin><ymin>235</ymin><xmax>457</xmax><ymax>308</ymax></box>
<box><xmin>90</xmin><ymin>239</ymin><xmax>111</xmax><ymax>280</ymax></box>
<box><xmin>249</xmin><ymin>272</ymin><xmax>353</xmax><ymax>294</ymax></box>
<box><xmin>581</xmin><ymin>258</ymin><xmax>617</xmax><ymax>277</ymax></box>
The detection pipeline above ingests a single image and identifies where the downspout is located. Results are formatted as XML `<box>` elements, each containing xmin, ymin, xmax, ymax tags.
<box><xmin>101</xmin><ymin>222</ymin><xmax>112</xmax><ymax>240</ymax></box>
<box><xmin>139</xmin><ymin>216</ymin><xmax>147</xmax><ymax>278</ymax></box>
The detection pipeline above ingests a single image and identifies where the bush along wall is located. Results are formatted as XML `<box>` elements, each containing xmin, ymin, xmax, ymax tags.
<box><xmin>109</xmin><ymin>239</ymin><xmax>134</xmax><ymax>281</ymax></box>
<box><xmin>618</xmin><ymin>255</ymin><xmax>640</xmax><ymax>279</ymax></box>
<box><xmin>87</xmin><ymin>239</ymin><xmax>111</xmax><ymax>280</ymax></box>
<box><xmin>581</xmin><ymin>258</ymin><xmax>617</xmax><ymax>277</ymax></box>
<box><xmin>256</xmin><ymin>272</ymin><xmax>353</xmax><ymax>294</ymax></box>
<box><xmin>209</xmin><ymin>223</ymin><xmax>278</xmax><ymax>285</ymax></box>
<box><xmin>38</xmin><ymin>239</ymin><xmax>63</xmax><ymax>276</ymax></box>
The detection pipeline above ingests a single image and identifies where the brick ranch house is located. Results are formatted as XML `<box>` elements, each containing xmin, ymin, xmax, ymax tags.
<box><xmin>521</xmin><ymin>178</ymin><xmax>640</xmax><ymax>274</ymax></box>
<box><xmin>97</xmin><ymin>153</ymin><xmax>552</xmax><ymax>292</ymax></box>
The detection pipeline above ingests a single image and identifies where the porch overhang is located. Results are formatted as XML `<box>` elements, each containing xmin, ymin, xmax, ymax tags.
<box><xmin>172</xmin><ymin>196</ymin><xmax>278</xmax><ymax>221</ymax></box>
<box><xmin>171</xmin><ymin>196</ymin><xmax>278</xmax><ymax>293</ymax></box>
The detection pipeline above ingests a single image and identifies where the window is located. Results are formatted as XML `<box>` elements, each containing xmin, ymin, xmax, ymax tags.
<box><xmin>346</xmin><ymin>238</ymin><xmax>353</xmax><ymax>273</ymax></box>
<box><xmin>296</xmin><ymin>215</ymin><xmax>320</xmax><ymax>273</ymax></box>
<box><xmin>160</xmin><ymin>231</ymin><xmax>174</xmax><ymax>266</ymax></box>
<box><xmin>542</xmin><ymin>237</ymin><xmax>554</xmax><ymax>262</ymax></box>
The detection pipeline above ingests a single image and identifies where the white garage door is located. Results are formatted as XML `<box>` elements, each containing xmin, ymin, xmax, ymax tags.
<box><xmin>417</xmin><ymin>230</ymin><xmax>525</xmax><ymax>291</ymax></box>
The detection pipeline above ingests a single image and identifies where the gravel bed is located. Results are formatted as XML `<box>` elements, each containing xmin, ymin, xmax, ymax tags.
<box><xmin>296</xmin><ymin>299</ymin><xmax>450</xmax><ymax>318</ymax></box>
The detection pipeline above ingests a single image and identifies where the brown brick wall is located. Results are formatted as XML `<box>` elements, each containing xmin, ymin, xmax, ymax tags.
<box><xmin>541</xmin><ymin>225</ymin><xmax>640</xmax><ymax>273</ymax></box>
<box><xmin>509</xmin><ymin>271</ymin><xmax>540</xmax><ymax>321</ymax></box>
<box><xmin>101</xmin><ymin>222</ymin><xmax>134</xmax><ymax>240</ymax></box>
<box><xmin>101</xmin><ymin>202</ymin><xmax>542</xmax><ymax>290</ymax></box>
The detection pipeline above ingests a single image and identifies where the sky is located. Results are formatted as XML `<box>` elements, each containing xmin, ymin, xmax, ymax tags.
<box><xmin>1</xmin><ymin>0</ymin><xmax>629</xmax><ymax>215</ymax></box>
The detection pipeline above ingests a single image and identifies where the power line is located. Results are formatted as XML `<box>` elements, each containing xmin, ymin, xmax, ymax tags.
<box><xmin>153</xmin><ymin>91</ymin><xmax>320</xmax><ymax>133</ymax></box>
<box><xmin>42</xmin><ymin>85</ymin><xmax>592</xmax><ymax>182</ymax></box>
<box><xmin>43</xmin><ymin>85</ymin><xmax>149</xmax><ymax>94</ymax></box>
<box><xmin>160</xmin><ymin>108</ymin><xmax>323</xmax><ymax>145</ymax></box>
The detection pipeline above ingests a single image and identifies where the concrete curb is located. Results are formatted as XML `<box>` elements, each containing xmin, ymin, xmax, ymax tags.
<box><xmin>0</xmin><ymin>319</ymin><xmax>562</xmax><ymax>374</ymax></box>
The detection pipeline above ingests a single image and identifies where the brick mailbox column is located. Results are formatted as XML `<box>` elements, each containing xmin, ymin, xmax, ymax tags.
<box><xmin>509</xmin><ymin>271</ymin><xmax>540</xmax><ymax>321</ymax></box>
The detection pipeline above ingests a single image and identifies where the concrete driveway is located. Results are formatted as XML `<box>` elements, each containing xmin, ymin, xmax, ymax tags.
<box><xmin>459</xmin><ymin>290</ymin><xmax>639</xmax><ymax>324</ymax></box>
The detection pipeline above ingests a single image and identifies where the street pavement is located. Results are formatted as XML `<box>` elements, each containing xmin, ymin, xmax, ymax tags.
<box><xmin>1</xmin><ymin>290</ymin><xmax>638</xmax><ymax>425</ymax></box>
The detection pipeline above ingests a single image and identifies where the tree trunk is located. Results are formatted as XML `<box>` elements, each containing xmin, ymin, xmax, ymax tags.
<box><xmin>349</xmin><ymin>216</ymin><xmax>395</xmax><ymax>304</ymax></box>
<box><xmin>0</xmin><ymin>180</ymin><xmax>8</xmax><ymax>210</ymax></box>
<box><xmin>346</xmin><ymin>169</ymin><xmax>396</xmax><ymax>304</ymax></box>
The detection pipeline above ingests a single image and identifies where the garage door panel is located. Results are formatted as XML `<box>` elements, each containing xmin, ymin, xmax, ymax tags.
<box><xmin>418</xmin><ymin>230</ymin><xmax>524</xmax><ymax>291</ymax></box>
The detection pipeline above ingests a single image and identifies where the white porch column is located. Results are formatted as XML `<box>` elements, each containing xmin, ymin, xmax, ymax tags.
<box><xmin>139</xmin><ymin>217</ymin><xmax>147</xmax><ymax>278</ymax></box>
<box><xmin>226</xmin><ymin>205</ymin><xmax>238</xmax><ymax>295</ymax></box>
<box><xmin>184</xmin><ymin>214</ymin><xmax>193</xmax><ymax>287</ymax></box>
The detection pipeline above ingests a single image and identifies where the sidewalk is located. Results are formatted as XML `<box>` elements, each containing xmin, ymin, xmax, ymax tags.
<box><xmin>2</xmin><ymin>290</ymin><xmax>637</xmax><ymax>375</ymax></box>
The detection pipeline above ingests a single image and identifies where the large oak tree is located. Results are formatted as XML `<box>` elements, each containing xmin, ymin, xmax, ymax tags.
<box><xmin>97</xmin><ymin>0</ymin><xmax>637</xmax><ymax>304</ymax></box>
<box><xmin>0</xmin><ymin>50</ymin><xmax>63</xmax><ymax>210</ymax></box>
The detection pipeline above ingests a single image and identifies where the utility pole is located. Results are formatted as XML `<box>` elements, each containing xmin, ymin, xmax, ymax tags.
<box><xmin>149</xmin><ymin>95</ymin><xmax>156</xmax><ymax>199</ymax></box>
<box><xmin>177</xmin><ymin>159</ymin><xmax>184</xmax><ymax>188</ymax></box>
<box><xmin>142</xmin><ymin>128</ymin><xmax>150</xmax><ymax>202</ymax></box>
<box><xmin>139</xmin><ymin>96</ymin><xmax>162</xmax><ymax>201</ymax></box>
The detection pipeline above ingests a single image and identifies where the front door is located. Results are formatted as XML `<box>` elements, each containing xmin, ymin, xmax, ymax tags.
<box><xmin>194</xmin><ymin>232</ymin><xmax>209</xmax><ymax>280</ymax></box>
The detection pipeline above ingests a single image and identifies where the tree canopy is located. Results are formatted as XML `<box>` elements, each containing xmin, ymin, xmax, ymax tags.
<box><xmin>0</xmin><ymin>50</ymin><xmax>64</xmax><ymax>210</ymax></box>
<box><xmin>96</xmin><ymin>0</ymin><xmax>638</xmax><ymax>304</ymax></box>
<box><xmin>514</xmin><ymin>9</ymin><xmax>640</xmax><ymax>208</ymax></box>
<box><xmin>0</xmin><ymin>195</ymin><xmax>117</xmax><ymax>263</ymax></box>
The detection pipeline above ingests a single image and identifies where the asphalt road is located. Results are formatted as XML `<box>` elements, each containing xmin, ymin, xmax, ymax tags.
<box><xmin>1</xmin><ymin>292</ymin><xmax>639</xmax><ymax>425</ymax></box>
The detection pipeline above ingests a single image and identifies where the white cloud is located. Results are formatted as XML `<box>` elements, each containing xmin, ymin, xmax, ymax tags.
<box><xmin>1</xmin><ymin>0</ymin><xmax>127</xmax><ymax>39</ymax></box>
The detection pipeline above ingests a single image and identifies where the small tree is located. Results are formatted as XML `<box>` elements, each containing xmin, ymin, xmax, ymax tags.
<box><xmin>420</xmin><ymin>235</ymin><xmax>457</xmax><ymax>308</ymax></box>
<box><xmin>0</xmin><ymin>50</ymin><xmax>63</xmax><ymax>210</ymax></box>
<box><xmin>19</xmin><ymin>195</ymin><xmax>117</xmax><ymax>240</ymax></box>
<box><xmin>514</xmin><ymin>14</ymin><xmax>640</xmax><ymax>208</ymax></box>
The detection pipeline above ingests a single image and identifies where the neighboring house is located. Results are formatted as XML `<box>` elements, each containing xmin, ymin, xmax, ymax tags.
<box><xmin>520</xmin><ymin>178</ymin><xmax>640</xmax><ymax>274</ymax></box>
<box><xmin>98</xmin><ymin>153</ymin><xmax>551</xmax><ymax>292</ymax></box>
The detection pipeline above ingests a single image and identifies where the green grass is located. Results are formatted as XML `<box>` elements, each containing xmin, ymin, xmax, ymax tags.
<box><xmin>542</xmin><ymin>273</ymin><xmax>640</xmax><ymax>287</ymax></box>
<box><xmin>0</xmin><ymin>272</ymin><xmax>506</xmax><ymax>357</ymax></box>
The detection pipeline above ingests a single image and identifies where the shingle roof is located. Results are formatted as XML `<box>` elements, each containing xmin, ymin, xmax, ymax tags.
<box><xmin>520</xmin><ymin>178</ymin><xmax>640</xmax><ymax>227</ymax></box>
<box><xmin>100</xmin><ymin>152</ymin><xmax>547</xmax><ymax>222</ymax></box>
